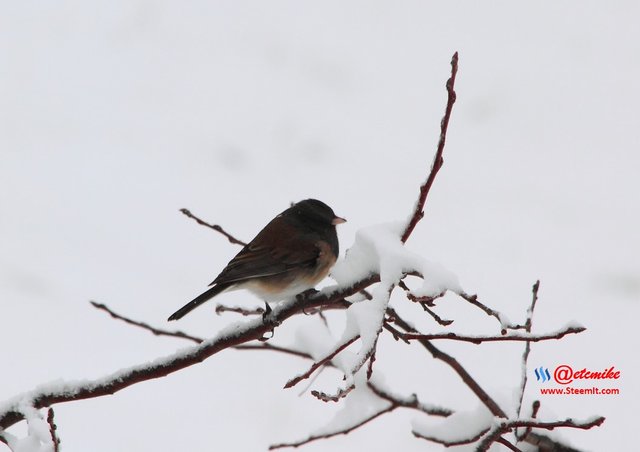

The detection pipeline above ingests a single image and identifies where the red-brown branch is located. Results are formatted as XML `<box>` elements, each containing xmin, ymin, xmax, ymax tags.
<box><xmin>90</xmin><ymin>301</ymin><xmax>203</xmax><ymax>344</ymax></box>
<box><xmin>215</xmin><ymin>304</ymin><xmax>265</xmax><ymax>316</ymax></box>
<box><xmin>0</xmin><ymin>276</ymin><xmax>376</xmax><ymax>432</ymax></box>
<box><xmin>367</xmin><ymin>384</ymin><xmax>452</xmax><ymax>417</ymax></box>
<box><xmin>398</xmin><ymin>326</ymin><xmax>585</xmax><ymax>344</ymax></box>
<box><xmin>47</xmin><ymin>408</ymin><xmax>60</xmax><ymax>452</ymax></box>
<box><xmin>90</xmin><ymin>299</ymin><xmax>584</xmax><ymax>452</ymax></box>
<box><xmin>283</xmin><ymin>335</ymin><xmax>360</xmax><ymax>389</ymax></box>
<box><xmin>311</xmin><ymin>385</ymin><xmax>354</xmax><ymax>402</ymax></box>
<box><xmin>496</xmin><ymin>437</ymin><xmax>523</xmax><ymax>452</ymax></box>
<box><xmin>458</xmin><ymin>291</ymin><xmax>525</xmax><ymax>331</ymax></box>
<box><xmin>516</xmin><ymin>400</ymin><xmax>541</xmax><ymax>442</ymax></box>
<box><xmin>387</xmin><ymin>306</ymin><xmax>508</xmax><ymax>418</ymax></box>
<box><xmin>516</xmin><ymin>280</ymin><xmax>541</xmax><ymax>418</ymax></box>
<box><xmin>269</xmin><ymin>403</ymin><xmax>396</xmax><ymax>450</ymax></box>
<box><xmin>413</xmin><ymin>426</ymin><xmax>490</xmax><ymax>446</ymax></box>
<box><xmin>270</xmin><ymin>384</ymin><xmax>452</xmax><ymax>450</ymax></box>
<box><xmin>415</xmin><ymin>416</ymin><xmax>604</xmax><ymax>450</ymax></box>
<box><xmin>401</xmin><ymin>52</ymin><xmax>458</xmax><ymax>243</ymax></box>
<box><xmin>475</xmin><ymin>416</ymin><xmax>606</xmax><ymax>452</ymax></box>
<box><xmin>179</xmin><ymin>208</ymin><xmax>247</xmax><ymax>246</ymax></box>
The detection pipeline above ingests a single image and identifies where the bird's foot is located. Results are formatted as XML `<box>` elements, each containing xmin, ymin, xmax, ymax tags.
<box><xmin>261</xmin><ymin>302</ymin><xmax>272</xmax><ymax>321</ymax></box>
<box><xmin>297</xmin><ymin>288</ymin><xmax>319</xmax><ymax>300</ymax></box>
<box><xmin>297</xmin><ymin>289</ymin><xmax>319</xmax><ymax>315</ymax></box>
<box><xmin>260</xmin><ymin>302</ymin><xmax>280</xmax><ymax>340</ymax></box>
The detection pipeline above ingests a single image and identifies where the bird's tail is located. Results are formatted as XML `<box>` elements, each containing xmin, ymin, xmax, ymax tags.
<box><xmin>167</xmin><ymin>284</ymin><xmax>229</xmax><ymax>321</ymax></box>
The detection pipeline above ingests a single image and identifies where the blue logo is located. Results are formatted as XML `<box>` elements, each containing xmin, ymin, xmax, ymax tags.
<box><xmin>535</xmin><ymin>367</ymin><xmax>552</xmax><ymax>382</ymax></box>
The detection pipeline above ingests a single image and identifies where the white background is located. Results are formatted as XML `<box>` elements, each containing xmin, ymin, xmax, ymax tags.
<box><xmin>1</xmin><ymin>2</ymin><xmax>638</xmax><ymax>451</ymax></box>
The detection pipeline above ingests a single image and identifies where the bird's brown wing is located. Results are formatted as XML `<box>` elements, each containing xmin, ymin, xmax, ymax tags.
<box><xmin>209</xmin><ymin>216</ymin><xmax>320</xmax><ymax>286</ymax></box>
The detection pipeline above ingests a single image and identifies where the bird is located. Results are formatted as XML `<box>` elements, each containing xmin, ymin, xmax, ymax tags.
<box><xmin>167</xmin><ymin>199</ymin><xmax>346</xmax><ymax>321</ymax></box>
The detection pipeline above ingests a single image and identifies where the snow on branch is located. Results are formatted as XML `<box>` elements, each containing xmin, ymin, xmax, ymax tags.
<box><xmin>397</xmin><ymin>324</ymin><xmax>585</xmax><ymax>344</ymax></box>
<box><xmin>270</xmin><ymin>374</ymin><xmax>452</xmax><ymax>450</ymax></box>
<box><xmin>0</xmin><ymin>280</ymin><xmax>373</xmax><ymax>434</ymax></box>
<box><xmin>474</xmin><ymin>416</ymin><xmax>606</xmax><ymax>452</ymax></box>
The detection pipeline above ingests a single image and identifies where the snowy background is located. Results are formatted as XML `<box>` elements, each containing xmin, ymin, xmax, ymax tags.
<box><xmin>1</xmin><ymin>1</ymin><xmax>638</xmax><ymax>451</ymax></box>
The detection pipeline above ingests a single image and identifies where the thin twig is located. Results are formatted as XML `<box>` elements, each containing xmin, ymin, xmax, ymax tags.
<box><xmin>90</xmin><ymin>301</ymin><xmax>203</xmax><ymax>344</ymax></box>
<box><xmin>413</xmin><ymin>426</ymin><xmax>490</xmax><ymax>446</ymax></box>
<box><xmin>215</xmin><ymin>304</ymin><xmax>265</xmax><ymax>316</ymax></box>
<box><xmin>284</xmin><ymin>335</ymin><xmax>360</xmax><ymax>389</ymax></box>
<box><xmin>179</xmin><ymin>208</ymin><xmax>247</xmax><ymax>246</ymax></box>
<box><xmin>366</xmin><ymin>348</ymin><xmax>377</xmax><ymax>380</ymax></box>
<box><xmin>47</xmin><ymin>408</ymin><xmax>61</xmax><ymax>452</ymax></box>
<box><xmin>516</xmin><ymin>281</ymin><xmax>540</xmax><ymax>419</ymax></box>
<box><xmin>383</xmin><ymin>321</ymin><xmax>411</xmax><ymax>344</ymax></box>
<box><xmin>367</xmin><ymin>384</ymin><xmax>452</xmax><ymax>417</ymax></box>
<box><xmin>397</xmin><ymin>280</ymin><xmax>452</xmax><ymax>325</ymax></box>
<box><xmin>516</xmin><ymin>400</ymin><xmax>540</xmax><ymax>442</ymax></box>
<box><xmin>402</xmin><ymin>51</ymin><xmax>458</xmax><ymax>243</ymax></box>
<box><xmin>419</xmin><ymin>302</ymin><xmax>454</xmax><ymax>326</ymax></box>
<box><xmin>458</xmin><ymin>292</ymin><xmax>525</xmax><ymax>331</ymax></box>
<box><xmin>495</xmin><ymin>437</ymin><xmax>523</xmax><ymax>452</ymax></box>
<box><xmin>398</xmin><ymin>326</ymin><xmax>584</xmax><ymax>344</ymax></box>
<box><xmin>269</xmin><ymin>403</ymin><xmax>396</xmax><ymax>450</ymax></box>
<box><xmin>311</xmin><ymin>385</ymin><xmax>354</xmax><ymax>403</ymax></box>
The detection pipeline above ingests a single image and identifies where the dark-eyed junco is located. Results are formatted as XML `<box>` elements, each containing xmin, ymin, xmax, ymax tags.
<box><xmin>168</xmin><ymin>199</ymin><xmax>345</xmax><ymax>321</ymax></box>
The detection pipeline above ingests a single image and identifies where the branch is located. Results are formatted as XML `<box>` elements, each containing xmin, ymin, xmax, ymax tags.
<box><xmin>283</xmin><ymin>335</ymin><xmax>360</xmax><ymax>389</ymax></box>
<box><xmin>90</xmin><ymin>301</ymin><xmax>203</xmax><ymax>344</ymax></box>
<box><xmin>511</xmin><ymin>417</ymin><xmax>605</xmax><ymax>431</ymax></box>
<box><xmin>47</xmin><ymin>408</ymin><xmax>61</xmax><ymax>452</ymax></box>
<box><xmin>523</xmin><ymin>432</ymin><xmax>584</xmax><ymax>452</ymax></box>
<box><xmin>398</xmin><ymin>280</ymin><xmax>453</xmax><ymax>325</ymax></box>
<box><xmin>92</xmin><ymin>298</ymin><xmax>588</xmax><ymax>452</ymax></box>
<box><xmin>458</xmin><ymin>291</ymin><xmax>525</xmax><ymax>331</ymax></box>
<box><xmin>88</xmin><ymin>303</ymin><xmax>455</xmax><ymax>450</ymax></box>
<box><xmin>89</xmin><ymin>303</ymin><xmax>454</xmax><ymax>419</ymax></box>
<box><xmin>311</xmin><ymin>385</ymin><xmax>354</xmax><ymax>403</ymax></box>
<box><xmin>215</xmin><ymin>304</ymin><xmax>265</xmax><ymax>316</ymax></box>
<box><xmin>401</xmin><ymin>51</ymin><xmax>458</xmax><ymax>243</ymax></box>
<box><xmin>269</xmin><ymin>403</ymin><xmax>396</xmax><ymax>450</ymax></box>
<box><xmin>179</xmin><ymin>208</ymin><xmax>247</xmax><ymax>246</ymax></box>
<box><xmin>367</xmin><ymin>383</ymin><xmax>452</xmax><ymax>417</ymax></box>
<box><xmin>414</xmin><ymin>416</ymin><xmax>604</xmax><ymax>450</ymax></box>
<box><xmin>516</xmin><ymin>281</ymin><xmax>540</xmax><ymax>419</ymax></box>
<box><xmin>476</xmin><ymin>416</ymin><xmax>605</xmax><ymax>452</ymax></box>
<box><xmin>419</xmin><ymin>302</ymin><xmax>454</xmax><ymax>326</ymax></box>
<box><xmin>94</xmin><ymin>294</ymin><xmax>585</xmax><ymax>452</ymax></box>
<box><xmin>387</xmin><ymin>306</ymin><xmax>508</xmax><ymax>418</ymax></box>
<box><xmin>413</xmin><ymin>426</ymin><xmax>490</xmax><ymax>447</ymax></box>
<box><xmin>270</xmin><ymin>384</ymin><xmax>452</xmax><ymax>450</ymax></box>
<box><xmin>495</xmin><ymin>437</ymin><xmax>523</xmax><ymax>452</ymax></box>
<box><xmin>0</xmin><ymin>277</ymin><xmax>376</xmax><ymax>432</ymax></box>
<box><xmin>516</xmin><ymin>400</ymin><xmax>540</xmax><ymax>442</ymax></box>
<box><xmin>397</xmin><ymin>326</ymin><xmax>585</xmax><ymax>344</ymax></box>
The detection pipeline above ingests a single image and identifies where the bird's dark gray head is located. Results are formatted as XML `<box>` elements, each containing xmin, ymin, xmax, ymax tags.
<box><xmin>285</xmin><ymin>199</ymin><xmax>345</xmax><ymax>258</ymax></box>
<box><xmin>288</xmin><ymin>199</ymin><xmax>346</xmax><ymax>227</ymax></box>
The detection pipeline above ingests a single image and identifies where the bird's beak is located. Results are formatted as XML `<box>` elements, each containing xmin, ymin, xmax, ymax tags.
<box><xmin>332</xmin><ymin>216</ymin><xmax>347</xmax><ymax>225</ymax></box>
